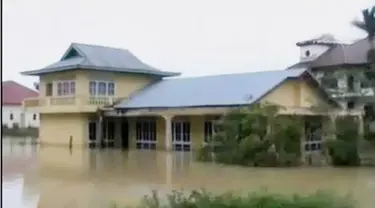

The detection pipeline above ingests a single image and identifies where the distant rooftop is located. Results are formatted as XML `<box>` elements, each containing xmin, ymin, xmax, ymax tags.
<box><xmin>2</xmin><ymin>81</ymin><xmax>38</xmax><ymax>105</ymax></box>
<box><xmin>296</xmin><ymin>34</ymin><xmax>342</xmax><ymax>47</ymax></box>
<box><xmin>21</xmin><ymin>43</ymin><xmax>180</xmax><ymax>77</ymax></box>
<box><xmin>289</xmin><ymin>37</ymin><xmax>371</xmax><ymax>69</ymax></box>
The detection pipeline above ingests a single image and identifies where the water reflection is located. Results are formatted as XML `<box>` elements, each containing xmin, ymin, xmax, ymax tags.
<box><xmin>2</xmin><ymin>137</ymin><xmax>375</xmax><ymax>208</ymax></box>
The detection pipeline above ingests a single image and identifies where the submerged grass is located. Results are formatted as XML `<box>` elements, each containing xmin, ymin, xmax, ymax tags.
<box><xmin>111</xmin><ymin>189</ymin><xmax>356</xmax><ymax>208</ymax></box>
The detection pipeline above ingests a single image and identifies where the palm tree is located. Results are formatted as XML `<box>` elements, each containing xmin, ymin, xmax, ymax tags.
<box><xmin>352</xmin><ymin>7</ymin><xmax>375</xmax><ymax>136</ymax></box>
<box><xmin>352</xmin><ymin>6</ymin><xmax>375</xmax><ymax>63</ymax></box>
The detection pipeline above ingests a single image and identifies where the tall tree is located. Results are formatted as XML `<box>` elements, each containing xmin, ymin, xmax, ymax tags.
<box><xmin>352</xmin><ymin>6</ymin><xmax>375</xmax><ymax>63</ymax></box>
<box><xmin>352</xmin><ymin>6</ymin><xmax>375</xmax><ymax>136</ymax></box>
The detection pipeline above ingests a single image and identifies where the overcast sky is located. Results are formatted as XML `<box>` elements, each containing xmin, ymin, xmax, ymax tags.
<box><xmin>3</xmin><ymin>0</ymin><xmax>374</xmax><ymax>88</ymax></box>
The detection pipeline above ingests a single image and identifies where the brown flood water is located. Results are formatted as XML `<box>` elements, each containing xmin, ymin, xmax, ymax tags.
<box><xmin>2</xmin><ymin>137</ymin><xmax>375</xmax><ymax>208</ymax></box>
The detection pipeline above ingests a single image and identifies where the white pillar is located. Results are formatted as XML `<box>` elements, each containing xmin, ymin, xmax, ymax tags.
<box><xmin>163</xmin><ymin>115</ymin><xmax>173</xmax><ymax>151</ymax></box>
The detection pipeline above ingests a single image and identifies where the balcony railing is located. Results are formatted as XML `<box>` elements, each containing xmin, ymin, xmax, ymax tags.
<box><xmin>327</xmin><ymin>87</ymin><xmax>374</xmax><ymax>98</ymax></box>
<box><xmin>23</xmin><ymin>96</ymin><xmax>126</xmax><ymax>109</ymax></box>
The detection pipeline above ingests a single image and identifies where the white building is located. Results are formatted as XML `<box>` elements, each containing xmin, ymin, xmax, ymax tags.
<box><xmin>2</xmin><ymin>81</ymin><xmax>39</xmax><ymax>128</ymax></box>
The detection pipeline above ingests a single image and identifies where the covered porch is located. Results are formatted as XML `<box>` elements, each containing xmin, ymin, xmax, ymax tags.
<box><xmin>87</xmin><ymin>107</ymin><xmax>225</xmax><ymax>151</ymax></box>
<box><xmin>87</xmin><ymin>106</ymin><xmax>364</xmax><ymax>157</ymax></box>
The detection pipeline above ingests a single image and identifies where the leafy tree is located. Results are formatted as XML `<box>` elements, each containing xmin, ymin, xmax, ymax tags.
<box><xmin>196</xmin><ymin>103</ymin><xmax>303</xmax><ymax>167</ymax></box>
<box><xmin>352</xmin><ymin>6</ymin><xmax>375</xmax><ymax>87</ymax></box>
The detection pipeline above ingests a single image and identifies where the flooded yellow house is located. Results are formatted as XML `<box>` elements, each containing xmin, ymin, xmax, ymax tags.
<box><xmin>22</xmin><ymin>43</ymin><xmax>362</xmax><ymax>157</ymax></box>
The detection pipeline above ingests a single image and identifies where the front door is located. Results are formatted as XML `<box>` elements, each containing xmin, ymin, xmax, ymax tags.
<box><xmin>121</xmin><ymin>119</ymin><xmax>129</xmax><ymax>149</ymax></box>
<box><xmin>135</xmin><ymin>119</ymin><xmax>157</xmax><ymax>149</ymax></box>
<box><xmin>88</xmin><ymin>120</ymin><xmax>97</xmax><ymax>148</ymax></box>
<box><xmin>172</xmin><ymin>120</ymin><xmax>191</xmax><ymax>151</ymax></box>
<box><xmin>304</xmin><ymin>117</ymin><xmax>323</xmax><ymax>152</ymax></box>
<box><xmin>102</xmin><ymin>119</ymin><xmax>115</xmax><ymax>148</ymax></box>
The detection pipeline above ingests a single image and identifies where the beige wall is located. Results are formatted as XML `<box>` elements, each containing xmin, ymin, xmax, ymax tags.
<box><xmin>39</xmin><ymin>70</ymin><xmax>157</xmax><ymax>99</ymax></box>
<box><xmin>39</xmin><ymin>113</ymin><xmax>87</xmax><ymax>147</ymax></box>
<box><xmin>261</xmin><ymin>78</ymin><xmax>329</xmax><ymax>108</ymax></box>
<box><xmin>38</xmin><ymin>77</ymin><xmax>337</xmax><ymax>149</ymax></box>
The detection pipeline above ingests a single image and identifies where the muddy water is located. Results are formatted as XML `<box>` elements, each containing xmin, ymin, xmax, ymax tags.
<box><xmin>2</xmin><ymin>137</ymin><xmax>375</xmax><ymax>208</ymax></box>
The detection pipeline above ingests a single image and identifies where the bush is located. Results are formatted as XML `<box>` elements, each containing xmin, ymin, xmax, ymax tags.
<box><xmin>114</xmin><ymin>190</ymin><xmax>356</xmax><ymax>208</ymax></box>
<box><xmin>196</xmin><ymin>103</ymin><xmax>303</xmax><ymax>167</ymax></box>
<box><xmin>326</xmin><ymin>116</ymin><xmax>360</xmax><ymax>166</ymax></box>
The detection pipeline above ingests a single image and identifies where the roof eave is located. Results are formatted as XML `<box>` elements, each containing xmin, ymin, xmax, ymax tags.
<box><xmin>300</xmin><ymin>70</ymin><xmax>342</xmax><ymax>109</ymax></box>
<box><xmin>21</xmin><ymin>65</ymin><xmax>181</xmax><ymax>77</ymax></box>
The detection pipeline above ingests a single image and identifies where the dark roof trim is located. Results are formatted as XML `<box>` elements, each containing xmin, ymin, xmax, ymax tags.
<box><xmin>21</xmin><ymin>65</ymin><xmax>180</xmax><ymax>77</ymax></box>
<box><xmin>60</xmin><ymin>44</ymin><xmax>85</xmax><ymax>61</ymax></box>
<box><xmin>310</xmin><ymin>63</ymin><xmax>370</xmax><ymax>70</ymax></box>
<box><xmin>296</xmin><ymin>41</ymin><xmax>338</xmax><ymax>47</ymax></box>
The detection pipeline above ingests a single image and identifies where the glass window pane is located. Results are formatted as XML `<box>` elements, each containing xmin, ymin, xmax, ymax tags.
<box><xmin>63</xmin><ymin>82</ymin><xmax>69</xmax><ymax>95</ymax></box>
<box><xmin>89</xmin><ymin>81</ymin><xmax>97</xmax><ymax>96</ymax></box>
<box><xmin>70</xmin><ymin>81</ymin><xmax>75</xmax><ymax>95</ymax></box>
<box><xmin>57</xmin><ymin>83</ymin><xmax>62</xmax><ymax>96</ymax></box>
<box><xmin>108</xmin><ymin>82</ymin><xmax>115</xmax><ymax>96</ymax></box>
<box><xmin>98</xmin><ymin>82</ymin><xmax>107</xmax><ymax>95</ymax></box>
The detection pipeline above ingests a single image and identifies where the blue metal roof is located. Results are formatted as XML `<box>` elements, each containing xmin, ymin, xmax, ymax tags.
<box><xmin>21</xmin><ymin>43</ymin><xmax>179</xmax><ymax>77</ymax></box>
<box><xmin>115</xmin><ymin>68</ymin><xmax>309</xmax><ymax>109</ymax></box>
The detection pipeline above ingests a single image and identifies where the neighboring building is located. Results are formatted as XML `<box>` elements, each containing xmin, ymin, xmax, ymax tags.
<box><xmin>288</xmin><ymin>34</ymin><xmax>375</xmax><ymax>118</ymax></box>
<box><xmin>2</xmin><ymin>81</ymin><xmax>39</xmax><ymax>128</ymax></box>
<box><xmin>21</xmin><ymin>43</ymin><xmax>360</xmax><ymax>159</ymax></box>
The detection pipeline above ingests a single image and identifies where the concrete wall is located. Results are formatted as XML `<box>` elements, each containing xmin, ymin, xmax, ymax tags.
<box><xmin>2</xmin><ymin>105</ymin><xmax>39</xmax><ymax>128</ymax></box>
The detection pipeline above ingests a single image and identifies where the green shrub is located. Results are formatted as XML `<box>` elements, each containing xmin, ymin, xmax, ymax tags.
<box><xmin>196</xmin><ymin>103</ymin><xmax>303</xmax><ymax>167</ymax></box>
<box><xmin>326</xmin><ymin>116</ymin><xmax>360</xmax><ymax>166</ymax></box>
<box><xmin>116</xmin><ymin>190</ymin><xmax>356</xmax><ymax>208</ymax></box>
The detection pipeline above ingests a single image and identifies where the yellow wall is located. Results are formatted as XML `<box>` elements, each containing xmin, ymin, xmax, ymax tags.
<box><xmin>39</xmin><ymin>70</ymin><xmax>157</xmax><ymax>99</ymax></box>
<box><xmin>39</xmin><ymin>113</ymin><xmax>87</xmax><ymax>147</ymax></box>
<box><xmin>261</xmin><ymin>78</ymin><xmax>330</xmax><ymax>108</ymax></box>
<box><xmin>37</xmin><ymin>76</ymin><xmax>334</xmax><ymax>149</ymax></box>
<box><xmin>35</xmin><ymin>70</ymin><xmax>158</xmax><ymax>113</ymax></box>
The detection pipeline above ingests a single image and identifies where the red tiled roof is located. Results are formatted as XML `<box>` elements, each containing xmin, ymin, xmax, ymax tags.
<box><xmin>2</xmin><ymin>81</ymin><xmax>39</xmax><ymax>105</ymax></box>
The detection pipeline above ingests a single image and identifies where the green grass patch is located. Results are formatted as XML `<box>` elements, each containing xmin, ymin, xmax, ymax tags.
<box><xmin>111</xmin><ymin>189</ymin><xmax>356</xmax><ymax>208</ymax></box>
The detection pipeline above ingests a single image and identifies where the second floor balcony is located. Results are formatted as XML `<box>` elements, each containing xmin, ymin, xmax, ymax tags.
<box><xmin>23</xmin><ymin>96</ymin><xmax>126</xmax><ymax>113</ymax></box>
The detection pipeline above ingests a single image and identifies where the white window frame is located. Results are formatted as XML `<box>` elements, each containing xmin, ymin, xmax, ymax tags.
<box><xmin>303</xmin><ymin>131</ymin><xmax>323</xmax><ymax>152</ymax></box>
<box><xmin>55</xmin><ymin>80</ymin><xmax>76</xmax><ymax>96</ymax></box>
<box><xmin>136</xmin><ymin>119</ymin><xmax>157</xmax><ymax>149</ymax></box>
<box><xmin>203</xmin><ymin>118</ymin><xmax>221</xmax><ymax>145</ymax></box>
<box><xmin>172</xmin><ymin>119</ymin><xmax>191</xmax><ymax>151</ymax></box>
<box><xmin>89</xmin><ymin>80</ymin><xmax>115</xmax><ymax>96</ymax></box>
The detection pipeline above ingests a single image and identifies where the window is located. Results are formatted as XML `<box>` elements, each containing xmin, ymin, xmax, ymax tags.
<box><xmin>305</xmin><ymin>50</ymin><xmax>310</xmax><ymax>57</ymax></box>
<box><xmin>320</xmin><ymin>76</ymin><xmax>338</xmax><ymax>89</ymax></box>
<box><xmin>172</xmin><ymin>120</ymin><xmax>191</xmax><ymax>151</ymax></box>
<box><xmin>10</xmin><ymin>113</ymin><xmax>13</xmax><ymax>121</ymax></box>
<box><xmin>304</xmin><ymin>121</ymin><xmax>323</xmax><ymax>152</ymax></box>
<box><xmin>136</xmin><ymin>119</ymin><xmax>157</xmax><ymax>149</ymax></box>
<box><xmin>56</xmin><ymin>80</ymin><xmax>75</xmax><ymax>96</ymax></box>
<box><xmin>89</xmin><ymin>81</ymin><xmax>97</xmax><ymax>95</ymax></box>
<box><xmin>204</xmin><ymin>117</ymin><xmax>221</xmax><ymax>143</ymax></box>
<box><xmin>33</xmin><ymin>114</ymin><xmax>37</xmax><ymax>120</ymax></box>
<box><xmin>46</xmin><ymin>83</ymin><xmax>53</xmax><ymax>96</ymax></box>
<box><xmin>347</xmin><ymin>75</ymin><xmax>355</xmax><ymax>92</ymax></box>
<box><xmin>108</xmin><ymin>82</ymin><xmax>115</xmax><ymax>96</ymax></box>
<box><xmin>347</xmin><ymin>101</ymin><xmax>356</xmax><ymax>110</ymax></box>
<box><xmin>98</xmin><ymin>82</ymin><xmax>106</xmax><ymax>95</ymax></box>
<box><xmin>89</xmin><ymin>80</ymin><xmax>115</xmax><ymax>96</ymax></box>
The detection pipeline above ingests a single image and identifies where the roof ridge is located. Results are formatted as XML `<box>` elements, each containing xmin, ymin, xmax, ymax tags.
<box><xmin>72</xmin><ymin>42</ymin><xmax>130</xmax><ymax>52</ymax></box>
<box><xmin>166</xmin><ymin>69</ymin><xmax>305</xmax><ymax>81</ymax></box>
